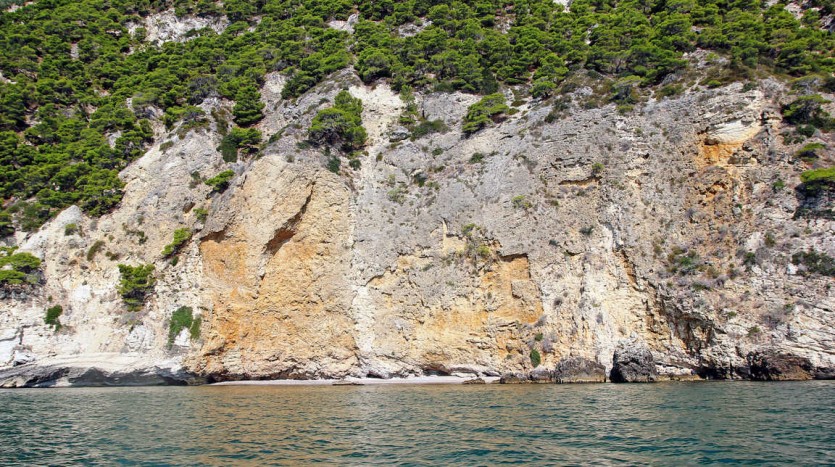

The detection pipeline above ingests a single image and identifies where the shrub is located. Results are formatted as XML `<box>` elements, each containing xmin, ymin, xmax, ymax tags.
<box><xmin>45</xmin><ymin>305</ymin><xmax>63</xmax><ymax>330</ymax></box>
<box><xmin>64</xmin><ymin>223</ymin><xmax>79</xmax><ymax>236</ymax></box>
<box><xmin>591</xmin><ymin>162</ymin><xmax>605</xmax><ymax>177</ymax></box>
<box><xmin>218</xmin><ymin>127</ymin><xmax>262</xmax><ymax>162</ymax></box>
<box><xmin>782</xmin><ymin>95</ymin><xmax>834</xmax><ymax>131</ymax></box>
<box><xmin>309</xmin><ymin>91</ymin><xmax>367</xmax><ymax>152</ymax></box>
<box><xmin>411</xmin><ymin>119</ymin><xmax>448</xmax><ymax>140</ymax></box>
<box><xmin>232</xmin><ymin>85</ymin><xmax>265</xmax><ymax>126</ymax></box>
<box><xmin>512</xmin><ymin>195</ymin><xmax>532</xmax><ymax>209</ymax></box>
<box><xmin>168</xmin><ymin>306</ymin><xmax>201</xmax><ymax>345</ymax></box>
<box><xmin>667</xmin><ymin>247</ymin><xmax>702</xmax><ymax>274</ymax></box>
<box><xmin>795</xmin><ymin>143</ymin><xmax>826</xmax><ymax>162</ymax></box>
<box><xmin>87</xmin><ymin>240</ymin><xmax>105</xmax><ymax>261</ymax></box>
<box><xmin>162</xmin><ymin>228</ymin><xmax>192</xmax><ymax>257</ymax></box>
<box><xmin>0</xmin><ymin>248</ymin><xmax>41</xmax><ymax>285</ymax></box>
<box><xmin>791</xmin><ymin>250</ymin><xmax>835</xmax><ymax>277</ymax></box>
<box><xmin>530</xmin><ymin>349</ymin><xmax>542</xmax><ymax>367</ymax></box>
<box><xmin>193</xmin><ymin>208</ymin><xmax>208</xmax><ymax>223</ymax></box>
<box><xmin>463</xmin><ymin>93</ymin><xmax>509</xmax><ymax>135</ymax></box>
<box><xmin>205</xmin><ymin>170</ymin><xmax>236</xmax><ymax>193</ymax></box>
<box><xmin>799</xmin><ymin>167</ymin><xmax>835</xmax><ymax>193</ymax></box>
<box><xmin>117</xmin><ymin>264</ymin><xmax>156</xmax><ymax>311</ymax></box>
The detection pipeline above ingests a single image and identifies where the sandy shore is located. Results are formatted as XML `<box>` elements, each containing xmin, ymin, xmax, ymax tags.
<box><xmin>210</xmin><ymin>376</ymin><xmax>501</xmax><ymax>386</ymax></box>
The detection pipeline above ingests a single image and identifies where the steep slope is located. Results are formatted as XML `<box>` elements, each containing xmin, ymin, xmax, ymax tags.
<box><xmin>1</xmin><ymin>71</ymin><xmax>833</xmax><ymax>386</ymax></box>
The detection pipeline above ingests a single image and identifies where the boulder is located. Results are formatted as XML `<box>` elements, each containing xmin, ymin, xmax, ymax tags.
<box><xmin>554</xmin><ymin>357</ymin><xmax>607</xmax><ymax>383</ymax></box>
<box><xmin>389</xmin><ymin>126</ymin><xmax>410</xmax><ymax>142</ymax></box>
<box><xmin>610</xmin><ymin>341</ymin><xmax>658</xmax><ymax>383</ymax></box>
<box><xmin>498</xmin><ymin>372</ymin><xmax>529</xmax><ymax>384</ymax></box>
<box><xmin>747</xmin><ymin>352</ymin><xmax>813</xmax><ymax>381</ymax></box>
<box><xmin>529</xmin><ymin>367</ymin><xmax>554</xmax><ymax>383</ymax></box>
<box><xmin>462</xmin><ymin>377</ymin><xmax>485</xmax><ymax>384</ymax></box>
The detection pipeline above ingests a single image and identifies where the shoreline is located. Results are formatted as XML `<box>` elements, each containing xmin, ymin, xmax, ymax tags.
<box><xmin>210</xmin><ymin>376</ymin><xmax>502</xmax><ymax>386</ymax></box>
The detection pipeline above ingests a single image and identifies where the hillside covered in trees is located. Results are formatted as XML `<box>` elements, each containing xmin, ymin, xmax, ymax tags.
<box><xmin>0</xmin><ymin>0</ymin><xmax>833</xmax><ymax>236</ymax></box>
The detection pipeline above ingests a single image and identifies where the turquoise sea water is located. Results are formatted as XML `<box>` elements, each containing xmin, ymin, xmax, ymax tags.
<box><xmin>1</xmin><ymin>381</ymin><xmax>833</xmax><ymax>465</ymax></box>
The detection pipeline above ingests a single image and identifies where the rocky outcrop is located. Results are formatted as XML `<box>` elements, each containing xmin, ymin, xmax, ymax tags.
<box><xmin>554</xmin><ymin>357</ymin><xmax>607</xmax><ymax>383</ymax></box>
<box><xmin>0</xmin><ymin>354</ymin><xmax>203</xmax><ymax>388</ymax></box>
<box><xmin>747</xmin><ymin>351</ymin><xmax>814</xmax><ymax>381</ymax></box>
<box><xmin>1</xmin><ymin>75</ymin><xmax>834</xmax><ymax>386</ymax></box>
<box><xmin>610</xmin><ymin>341</ymin><xmax>658</xmax><ymax>383</ymax></box>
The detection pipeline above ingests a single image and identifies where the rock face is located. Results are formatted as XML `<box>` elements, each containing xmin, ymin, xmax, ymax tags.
<box><xmin>1</xmin><ymin>74</ymin><xmax>834</xmax><ymax>386</ymax></box>
<box><xmin>0</xmin><ymin>354</ymin><xmax>203</xmax><ymax>388</ymax></box>
<box><xmin>553</xmin><ymin>357</ymin><xmax>607</xmax><ymax>383</ymax></box>
<box><xmin>610</xmin><ymin>341</ymin><xmax>658</xmax><ymax>383</ymax></box>
<box><xmin>747</xmin><ymin>352</ymin><xmax>814</xmax><ymax>381</ymax></box>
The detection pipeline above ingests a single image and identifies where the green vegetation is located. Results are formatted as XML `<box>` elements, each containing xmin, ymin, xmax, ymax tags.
<box><xmin>117</xmin><ymin>263</ymin><xmax>155</xmax><ymax>311</ymax></box>
<box><xmin>530</xmin><ymin>348</ymin><xmax>541</xmax><ymax>368</ymax></box>
<box><xmin>193</xmin><ymin>208</ymin><xmax>208</xmax><ymax>223</ymax></box>
<box><xmin>64</xmin><ymin>223</ymin><xmax>79</xmax><ymax>236</ymax></box>
<box><xmin>161</xmin><ymin>228</ymin><xmax>192</xmax><ymax>258</ymax></box>
<box><xmin>512</xmin><ymin>195</ymin><xmax>532</xmax><ymax>209</ymax></box>
<box><xmin>44</xmin><ymin>305</ymin><xmax>63</xmax><ymax>330</ymax></box>
<box><xmin>799</xmin><ymin>167</ymin><xmax>835</xmax><ymax>193</ymax></box>
<box><xmin>667</xmin><ymin>247</ymin><xmax>702</xmax><ymax>275</ymax></box>
<box><xmin>0</xmin><ymin>247</ymin><xmax>41</xmax><ymax>285</ymax></box>
<box><xmin>463</xmin><ymin>93</ymin><xmax>509</xmax><ymax>135</ymax></box>
<box><xmin>218</xmin><ymin>127</ymin><xmax>262</xmax><ymax>162</ymax></box>
<box><xmin>782</xmin><ymin>95</ymin><xmax>834</xmax><ymax>131</ymax></box>
<box><xmin>796</xmin><ymin>143</ymin><xmax>826</xmax><ymax>162</ymax></box>
<box><xmin>411</xmin><ymin>119</ymin><xmax>448</xmax><ymax>140</ymax></box>
<box><xmin>791</xmin><ymin>250</ymin><xmax>835</xmax><ymax>277</ymax></box>
<box><xmin>0</xmin><ymin>0</ymin><xmax>833</xmax><ymax>234</ymax></box>
<box><xmin>167</xmin><ymin>306</ymin><xmax>201</xmax><ymax>346</ymax></box>
<box><xmin>205</xmin><ymin>170</ymin><xmax>235</xmax><ymax>193</ymax></box>
<box><xmin>308</xmin><ymin>91</ymin><xmax>367</xmax><ymax>152</ymax></box>
<box><xmin>86</xmin><ymin>240</ymin><xmax>105</xmax><ymax>261</ymax></box>
<box><xmin>232</xmin><ymin>85</ymin><xmax>265</xmax><ymax>127</ymax></box>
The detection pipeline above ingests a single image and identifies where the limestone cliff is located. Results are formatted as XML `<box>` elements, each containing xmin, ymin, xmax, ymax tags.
<box><xmin>1</xmin><ymin>73</ymin><xmax>834</xmax><ymax>386</ymax></box>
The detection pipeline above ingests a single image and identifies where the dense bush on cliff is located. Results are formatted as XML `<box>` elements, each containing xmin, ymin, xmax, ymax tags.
<box><xmin>117</xmin><ymin>263</ymin><xmax>156</xmax><ymax>311</ymax></box>
<box><xmin>0</xmin><ymin>0</ymin><xmax>833</xmax><ymax>235</ymax></box>
<box><xmin>463</xmin><ymin>93</ymin><xmax>509</xmax><ymax>135</ymax></box>
<box><xmin>0</xmin><ymin>247</ymin><xmax>41</xmax><ymax>285</ymax></box>
<box><xmin>308</xmin><ymin>90</ymin><xmax>367</xmax><ymax>151</ymax></box>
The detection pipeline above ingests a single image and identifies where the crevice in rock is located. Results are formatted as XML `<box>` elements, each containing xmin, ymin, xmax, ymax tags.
<box><xmin>615</xmin><ymin>248</ymin><xmax>640</xmax><ymax>291</ymax></box>
<box><xmin>264</xmin><ymin>184</ymin><xmax>314</xmax><ymax>258</ymax></box>
<box><xmin>558</xmin><ymin>177</ymin><xmax>598</xmax><ymax>187</ymax></box>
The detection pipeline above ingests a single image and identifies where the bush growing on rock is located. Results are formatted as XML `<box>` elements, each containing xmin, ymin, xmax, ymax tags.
<box><xmin>44</xmin><ymin>305</ymin><xmax>63</xmax><ymax>330</ymax></box>
<box><xmin>0</xmin><ymin>248</ymin><xmax>41</xmax><ymax>286</ymax></box>
<box><xmin>798</xmin><ymin>167</ymin><xmax>835</xmax><ymax>193</ymax></box>
<box><xmin>162</xmin><ymin>228</ymin><xmax>192</xmax><ymax>258</ymax></box>
<box><xmin>782</xmin><ymin>95</ymin><xmax>834</xmax><ymax>131</ymax></box>
<box><xmin>168</xmin><ymin>306</ymin><xmax>201</xmax><ymax>346</ymax></box>
<box><xmin>462</xmin><ymin>93</ymin><xmax>509</xmax><ymax>135</ymax></box>
<box><xmin>308</xmin><ymin>91</ymin><xmax>367</xmax><ymax>152</ymax></box>
<box><xmin>218</xmin><ymin>127</ymin><xmax>262</xmax><ymax>163</ymax></box>
<box><xmin>791</xmin><ymin>249</ymin><xmax>835</xmax><ymax>277</ymax></box>
<box><xmin>205</xmin><ymin>170</ymin><xmax>236</xmax><ymax>193</ymax></box>
<box><xmin>117</xmin><ymin>264</ymin><xmax>156</xmax><ymax>311</ymax></box>
<box><xmin>232</xmin><ymin>85</ymin><xmax>265</xmax><ymax>127</ymax></box>
<box><xmin>530</xmin><ymin>349</ymin><xmax>542</xmax><ymax>368</ymax></box>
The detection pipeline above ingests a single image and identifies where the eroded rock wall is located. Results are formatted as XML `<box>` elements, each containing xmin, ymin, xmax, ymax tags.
<box><xmin>1</xmin><ymin>73</ymin><xmax>833</xmax><ymax>385</ymax></box>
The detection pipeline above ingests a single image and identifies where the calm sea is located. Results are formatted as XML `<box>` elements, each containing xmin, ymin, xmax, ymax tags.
<box><xmin>1</xmin><ymin>381</ymin><xmax>833</xmax><ymax>465</ymax></box>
